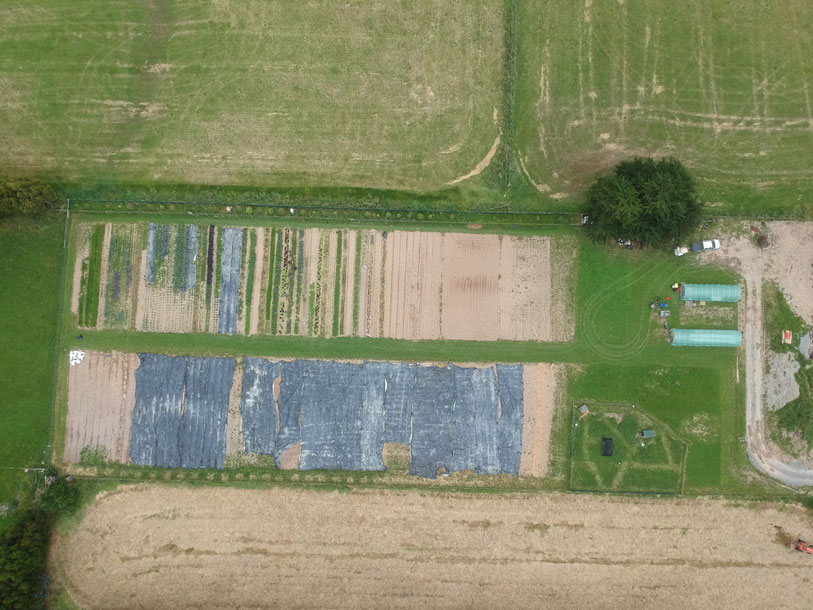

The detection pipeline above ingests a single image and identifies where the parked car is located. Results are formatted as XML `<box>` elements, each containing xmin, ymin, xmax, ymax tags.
<box><xmin>690</xmin><ymin>238</ymin><xmax>720</xmax><ymax>253</ymax></box>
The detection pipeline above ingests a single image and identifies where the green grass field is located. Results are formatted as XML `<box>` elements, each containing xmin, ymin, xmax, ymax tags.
<box><xmin>0</xmin><ymin>218</ymin><xmax>64</xmax><ymax>503</ymax></box>
<box><xmin>570</xmin><ymin>403</ymin><xmax>687</xmax><ymax>493</ymax></box>
<box><xmin>0</xmin><ymin>1</ymin><xmax>502</xmax><ymax>192</ymax></box>
<box><xmin>515</xmin><ymin>0</ymin><xmax>813</xmax><ymax>215</ymax></box>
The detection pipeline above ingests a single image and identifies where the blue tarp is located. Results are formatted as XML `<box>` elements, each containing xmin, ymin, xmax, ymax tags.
<box><xmin>129</xmin><ymin>354</ymin><xmax>235</xmax><ymax>468</ymax></box>
<box><xmin>240</xmin><ymin>358</ymin><xmax>525</xmax><ymax>478</ymax></box>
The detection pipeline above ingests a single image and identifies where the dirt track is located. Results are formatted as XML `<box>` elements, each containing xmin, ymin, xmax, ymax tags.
<box><xmin>707</xmin><ymin>222</ymin><xmax>813</xmax><ymax>486</ymax></box>
<box><xmin>52</xmin><ymin>485</ymin><xmax>813</xmax><ymax>609</ymax></box>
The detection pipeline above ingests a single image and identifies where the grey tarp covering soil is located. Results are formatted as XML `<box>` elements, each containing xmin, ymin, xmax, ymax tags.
<box><xmin>146</xmin><ymin>223</ymin><xmax>157</xmax><ymax>284</ymax></box>
<box><xmin>217</xmin><ymin>227</ymin><xmax>243</xmax><ymax>334</ymax></box>
<box><xmin>129</xmin><ymin>354</ymin><xmax>235</xmax><ymax>469</ymax></box>
<box><xmin>182</xmin><ymin>225</ymin><xmax>198</xmax><ymax>291</ymax></box>
<box><xmin>240</xmin><ymin>358</ymin><xmax>524</xmax><ymax>478</ymax></box>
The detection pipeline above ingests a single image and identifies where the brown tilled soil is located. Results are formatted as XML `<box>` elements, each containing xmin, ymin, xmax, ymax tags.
<box><xmin>279</xmin><ymin>442</ymin><xmax>300</xmax><ymax>470</ymax></box>
<box><xmin>70</xmin><ymin>231</ymin><xmax>91</xmax><ymax>316</ymax></box>
<box><xmin>499</xmin><ymin>235</ymin><xmax>552</xmax><ymax>341</ymax></box>
<box><xmin>382</xmin><ymin>231</ymin><xmax>442</xmax><ymax>340</ymax></box>
<box><xmin>549</xmin><ymin>235</ymin><xmax>577</xmax><ymax>341</ymax></box>
<box><xmin>441</xmin><ymin>233</ymin><xmax>501</xmax><ymax>340</ymax></box>
<box><xmin>366</xmin><ymin>231</ymin><xmax>386</xmax><ymax>337</ymax></box>
<box><xmin>519</xmin><ymin>363</ymin><xmax>559</xmax><ymax>478</ymax></box>
<box><xmin>225</xmin><ymin>360</ymin><xmax>244</xmax><ymax>457</ymax></box>
<box><xmin>64</xmin><ymin>351</ymin><xmax>139</xmax><ymax>464</ymax></box>
<box><xmin>340</xmin><ymin>230</ymin><xmax>357</xmax><ymax>336</ymax></box>
<box><xmin>52</xmin><ymin>485</ymin><xmax>813</xmax><ymax>610</ymax></box>
<box><xmin>374</xmin><ymin>231</ymin><xmax>564</xmax><ymax>342</ymax></box>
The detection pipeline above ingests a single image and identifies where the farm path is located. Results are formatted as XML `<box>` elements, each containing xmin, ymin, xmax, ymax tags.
<box><xmin>708</xmin><ymin>223</ymin><xmax>813</xmax><ymax>487</ymax></box>
<box><xmin>52</xmin><ymin>485</ymin><xmax>813</xmax><ymax>609</ymax></box>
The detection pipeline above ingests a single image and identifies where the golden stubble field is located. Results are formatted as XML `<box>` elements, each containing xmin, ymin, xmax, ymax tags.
<box><xmin>51</xmin><ymin>485</ymin><xmax>813</xmax><ymax>609</ymax></box>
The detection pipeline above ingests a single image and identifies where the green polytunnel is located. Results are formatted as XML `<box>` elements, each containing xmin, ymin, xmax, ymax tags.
<box><xmin>670</xmin><ymin>329</ymin><xmax>742</xmax><ymax>347</ymax></box>
<box><xmin>679</xmin><ymin>283</ymin><xmax>741</xmax><ymax>302</ymax></box>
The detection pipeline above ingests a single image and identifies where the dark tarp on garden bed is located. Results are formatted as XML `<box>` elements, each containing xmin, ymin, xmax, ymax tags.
<box><xmin>240</xmin><ymin>358</ymin><xmax>525</xmax><ymax>478</ymax></box>
<box><xmin>129</xmin><ymin>354</ymin><xmax>235</xmax><ymax>469</ymax></box>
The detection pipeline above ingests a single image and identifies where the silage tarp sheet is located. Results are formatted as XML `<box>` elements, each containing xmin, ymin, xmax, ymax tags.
<box><xmin>217</xmin><ymin>227</ymin><xmax>243</xmax><ymax>334</ymax></box>
<box><xmin>240</xmin><ymin>358</ymin><xmax>525</xmax><ymax>478</ymax></box>
<box><xmin>129</xmin><ymin>354</ymin><xmax>235</xmax><ymax>469</ymax></box>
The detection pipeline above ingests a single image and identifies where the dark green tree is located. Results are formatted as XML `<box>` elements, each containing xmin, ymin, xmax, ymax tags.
<box><xmin>0</xmin><ymin>508</ymin><xmax>51</xmax><ymax>609</ymax></box>
<box><xmin>0</xmin><ymin>178</ymin><xmax>54</xmax><ymax>217</ymax></box>
<box><xmin>583</xmin><ymin>157</ymin><xmax>703</xmax><ymax>246</ymax></box>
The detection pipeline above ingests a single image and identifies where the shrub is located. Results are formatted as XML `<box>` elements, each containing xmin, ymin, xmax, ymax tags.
<box><xmin>0</xmin><ymin>178</ymin><xmax>53</xmax><ymax>217</ymax></box>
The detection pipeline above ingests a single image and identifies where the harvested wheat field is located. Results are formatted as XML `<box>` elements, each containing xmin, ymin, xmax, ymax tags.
<box><xmin>52</xmin><ymin>485</ymin><xmax>813</xmax><ymax>609</ymax></box>
<box><xmin>64</xmin><ymin>351</ymin><xmax>138</xmax><ymax>464</ymax></box>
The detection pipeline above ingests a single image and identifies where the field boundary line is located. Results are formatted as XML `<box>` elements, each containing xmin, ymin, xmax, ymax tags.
<box><xmin>48</xmin><ymin>209</ymin><xmax>73</xmax><ymax>469</ymax></box>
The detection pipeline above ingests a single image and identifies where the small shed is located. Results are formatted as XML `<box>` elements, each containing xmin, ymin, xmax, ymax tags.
<box><xmin>601</xmin><ymin>437</ymin><xmax>614</xmax><ymax>457</ymax></box>
<box><xmin>680</xmin><ymin>283</ymin><xmax>741</xmax><ymax>303</ymax></box>
<box><xmin>670</xmin><ymin>328</ymin><xmax>742</xmax><ymax>347</ymax></box>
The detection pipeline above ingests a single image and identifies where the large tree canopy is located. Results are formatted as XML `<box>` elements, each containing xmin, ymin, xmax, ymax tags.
<box><xmin>0</xmin><ymin>178</ymin><xmax>53</xmax><ymax>217</ymax></box>
<box><xmin>583</xmin><ymin>157</ymin><xmax>703</xmax><ymax>246</ymax></box>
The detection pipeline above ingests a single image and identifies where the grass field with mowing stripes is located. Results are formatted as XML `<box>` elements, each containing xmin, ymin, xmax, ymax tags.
<box><xmin>0</xmin><ymin>1</ymin><xmax>503</xmax><ymax>192</ymax></box>
<box><xmin>514</xmin><ymin>0</ymin><xmax>813</xmax><ymax>216</ymax></box>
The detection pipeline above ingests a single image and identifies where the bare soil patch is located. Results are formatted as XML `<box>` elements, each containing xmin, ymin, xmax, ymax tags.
<box><xmin>225</xmin><ymin>360</ymin><xmax>244</xmax><ymax>457</ymax></box>
<box><xmin>64</xmin><ymin>351</ymin><xmax>138</xmax><ymax>464</ymax></box>
<box><xmin>279</xmin><ymin>442</ymin><xmax>300</xmax><ymax>470</ymax></box>
<box><xmin>369</xmin><ymin>231</ymin><xmax>565</xmax><ymax>342</ymax></box>
<box><xmin>52</xmin><ymin>485</ymin><xmax>813</xmax><ymax>609</ymax></box>
<box><xmin>441</xmin><ymin>233</ymin><xmax>501</xmax><ymax>340</ymax></box>
<box><xmin>519</xmin><ymin>364</ymin><xmax>559</xmax><ymax>477</ymax></box>
<box><xmin>499</xmin><ymin>235</ymin><xmax>552</xmax><ymax>341</ymax></box>
<box><xmin>382</xmin><ymin>231</ymin><xmax>442</xmax><ymax>340</ymax></box>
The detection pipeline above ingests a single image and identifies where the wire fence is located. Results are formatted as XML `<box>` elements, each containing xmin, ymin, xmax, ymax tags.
<box><xmin>62</xmin><ymin>197</ymin><xmax>584</xmax><ymax>227</ymax></box>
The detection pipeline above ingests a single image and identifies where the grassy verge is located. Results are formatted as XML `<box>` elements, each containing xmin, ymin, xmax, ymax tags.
<box><xmin>79</xmin><ymin>224</ymin><xmax>104</xmax><ymax>327</ymax></box>
<box><xmin>0</xmin><ymin>217</ymin><xmax>64</xmax><ymax>503</ymax></box>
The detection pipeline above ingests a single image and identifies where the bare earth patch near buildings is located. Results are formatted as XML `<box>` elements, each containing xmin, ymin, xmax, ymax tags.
<box><xmin>52</xmin><ymin>485</ymin><xmax>813</xmax><ymax>609</ymax></box>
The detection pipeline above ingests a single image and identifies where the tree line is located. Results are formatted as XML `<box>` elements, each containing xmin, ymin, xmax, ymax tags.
<box><xmin>0</xmin><ymin>178</ymin><xmax>53</xmax><ymax>218</ymax></box>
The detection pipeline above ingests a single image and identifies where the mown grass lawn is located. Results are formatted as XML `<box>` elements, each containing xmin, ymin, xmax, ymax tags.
<box><xmin>0</xmin><ymin>217</ymin><xmax>64</xmax><ymax>503</ymax></box>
